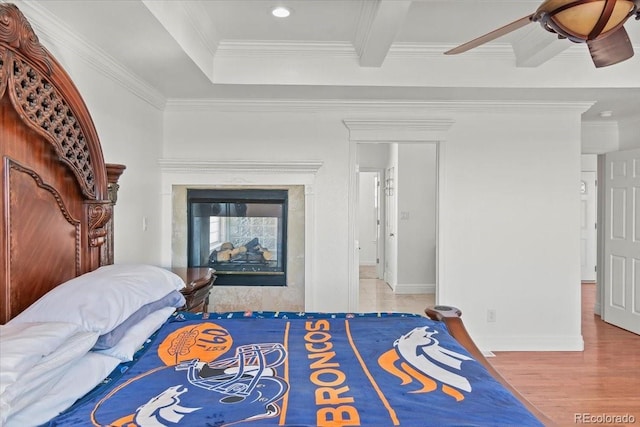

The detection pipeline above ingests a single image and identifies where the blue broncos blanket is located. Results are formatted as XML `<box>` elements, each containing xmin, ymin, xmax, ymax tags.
<box><xmin>47</xmin><ymin>311</ymin><xmax>542</xmax><ymax>427</ymax></box>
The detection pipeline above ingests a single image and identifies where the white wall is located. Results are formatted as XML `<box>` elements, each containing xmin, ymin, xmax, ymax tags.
<box><xmin>439</xmin><ymin>110</ymin><xmax>583</xmax><ymax>351</ymax></box>
<box><xmin>618</xmin><ymin>116</ymin><xmax>640</xmax><ymax>150</ymax></box>
<box><xmin>358</xmin><ymin>143</ymin><xmax>389</xmax><ymax>168</ymax></box>
<box><xmin>581</xmin><ymin>154</ymin><xmax>598</xmax><ymax>172</ymax></box>
<box><xmin>581</xmin><ymin>122</ymin><xmax>619</xmax><ymax>154</ymax></box>
<box><xmin>581</xmin><ymin>118</ymin><xmax>640</xmax><ymax>154</ymax></box>
<box><xmin>396</xmin><ymin>144</ymin><xmax>437</xmax><ymax>292</ymax></box>
<box><xmin>357</xmin><ymin>172</ymin><xmax>378</xmax><ymax>265</ymax></box>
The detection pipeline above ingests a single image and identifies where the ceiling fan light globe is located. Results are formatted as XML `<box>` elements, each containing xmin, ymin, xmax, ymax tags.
<box><xmin>536</xmin><ymin>0</ymin><xmax>637</xmax><ymax>41</ymax></box>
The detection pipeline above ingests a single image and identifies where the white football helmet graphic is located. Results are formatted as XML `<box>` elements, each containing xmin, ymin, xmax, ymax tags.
<box><xmin>176</xmin><ymin>343</ymin><xmax>288</xmax><ymax>404</ymax></box>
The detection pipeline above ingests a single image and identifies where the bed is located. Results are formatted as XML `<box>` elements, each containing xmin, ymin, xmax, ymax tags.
<box><xmin>0</xmin><ymin>3</ymin><xmax>553</xmax><ymax>426</ymax></box>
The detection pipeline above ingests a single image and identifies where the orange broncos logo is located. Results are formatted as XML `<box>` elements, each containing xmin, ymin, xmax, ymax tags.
<box><xmin>379</xmin><ymin>326</ymin><xmax>472</xmax><ymax>401</ymax></box>
<box><xmin>158</xmin><ymin>322</ymin><xmax>233</xmax><ymax>366</ymax></box>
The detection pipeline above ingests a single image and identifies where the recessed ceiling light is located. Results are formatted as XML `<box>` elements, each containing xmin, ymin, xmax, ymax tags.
<box><xmin>271</xmin><ymin>6</ymin><xmax>291</xmax><ymax>18</ymax></box>
<box><xmin>599</xmin><ymin>110</ymin><xmax>613</xmax><ymax>118</ymax></box>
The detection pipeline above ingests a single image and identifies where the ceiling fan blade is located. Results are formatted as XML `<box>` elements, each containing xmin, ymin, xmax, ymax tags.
<box><xmin>587</xmin><ymin>27</ymin><xmax>634</xmax><ymax>67</ymax></box>
<box><xmin>444</xmin><ymin>14</ymin><xmax>534</xmax><ymax>55</ymax></box>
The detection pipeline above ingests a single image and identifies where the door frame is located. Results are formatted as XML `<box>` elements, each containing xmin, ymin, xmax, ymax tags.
<box><xmin>580</xmin><ymin>170</ymin><xmax>597</xmax><ymax>282</ymax></box>
<box><xmin>344</xmin><ymin>118</ymin><xmax>453</xmax><ymax>311</ymax></box>
<box><xmin>596</xmin><ymin>154</ymin><xmax>605</xmax><ymax>316</ymax></box>
<box><xmin>384</xmin><ymin>165</ymin><xmax>396</xmax><ymax>286</ymax></box>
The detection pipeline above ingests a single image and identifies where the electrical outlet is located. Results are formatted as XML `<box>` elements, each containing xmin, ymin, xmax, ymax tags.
<box><xmin>487</xmin><ymin>309</ymin><xmax>496</xmax><ymax>323</ymax></box>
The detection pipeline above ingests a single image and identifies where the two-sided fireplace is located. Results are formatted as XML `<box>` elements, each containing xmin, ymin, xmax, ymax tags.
<box><xmin>187</xmin><ymin>188</ymin><xmax>287</xmax><ymax>286</ymax></box>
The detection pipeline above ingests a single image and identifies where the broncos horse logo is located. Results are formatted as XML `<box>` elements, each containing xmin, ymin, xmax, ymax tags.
<box><xmin>134</xmin><ymin>385</ymin><xmax>201</xmax><ymax>426</ymax></box>
<box><xmin>379</xmin><ymin>326</ymin><xmax>473</xmax><ymax>401</ymax></box>
<box><xmin>109</xmin><ymin>385</ymin><xmax>200</xmax><ymax>427</ymax></box>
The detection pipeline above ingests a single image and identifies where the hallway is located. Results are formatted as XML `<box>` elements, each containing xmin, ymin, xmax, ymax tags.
<box><xmin>357</xmin><ymin>265</ymin><xmax>435</xmax><ymax>314</ymax></box>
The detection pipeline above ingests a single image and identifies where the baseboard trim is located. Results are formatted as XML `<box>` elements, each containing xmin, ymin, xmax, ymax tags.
<box><xmin>476</xmin><ymin>334</ymin><xmax>584</xmax><ymax>352</ymax></box>
<box><xmin>594</xmin><ymin>302</ymin><xmax>601</xmax><ymax>316</ymax></box>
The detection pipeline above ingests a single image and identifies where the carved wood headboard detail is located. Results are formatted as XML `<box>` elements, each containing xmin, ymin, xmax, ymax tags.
<box><xmin>0</xmin><ymin>3</ymin><xmax>124</xmax><ymax>323</ymax></box>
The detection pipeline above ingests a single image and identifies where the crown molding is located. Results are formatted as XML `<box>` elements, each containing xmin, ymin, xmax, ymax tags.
<box><xmin>215</xmin><ymin>40</ymin><xmax>515</xmax><ymax>61</ymax></box>
<box><xmin>216</xmin><ymin>40</ymin><xmax>357</xmax><ymax>58</ymax></box>
<box><xmin>16</xmin><ymin>1</ymin><xmax>166</xmax><ymax>110</ymax></box>
<box><xmin>214</xmin><ymin>39</ymin><xmax>535</xmax><ymax>61</ymax></box>
<box><xmin>214</xmin><ymin>39</ymin><xmax>632</xmax><ymax>63</ymax></box>
<box><xmin>343</xmin><ymin>118</ymin><xmax>455</xmax><ymax>142</ymax></box>
<box><xmin>165</xmin><ymin>98</ymin><xmax>595</xmax><ymax>115</ymax></box>
<box><xmin>389</xmin><ymin>42</ymin><xmax>515</xmax><ymax>60</ymax></box>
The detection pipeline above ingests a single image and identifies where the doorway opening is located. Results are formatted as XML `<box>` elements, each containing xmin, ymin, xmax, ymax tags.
<box><xmin>356</xmin><ymin>143</ymin><xmax>438</xmax><ymax>313</ymax></box>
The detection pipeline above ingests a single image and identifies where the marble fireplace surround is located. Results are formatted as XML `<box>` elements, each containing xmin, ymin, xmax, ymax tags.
<box><xmin>160</xmin><ymin>159</ymin><xmax>322</xmax><ymax>312</ymax></box>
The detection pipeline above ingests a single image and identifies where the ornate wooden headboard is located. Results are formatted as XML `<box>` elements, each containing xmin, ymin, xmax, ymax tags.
<box><xmin>0</xmin><ymin>3</ymin><xmax>124</xmax><ymax>324</ymax></box>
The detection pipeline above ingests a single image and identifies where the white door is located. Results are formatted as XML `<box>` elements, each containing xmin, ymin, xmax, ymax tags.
<box><xmin>580</xmin><ymin>171</ymin><xmax>597</xmax><ymax>282</ymax></box>
<box><xmin>384</xmin><ymin>167</ymin><xmax>396</xmax><ymax>287</ymax></box>
<box><xmin>603</xmin><ymin>149</ymin><xmax>640</xmax><ymax>335</ymax></box>
<box><xmin>358</xmin><ymin>172</ymin><xmax>379</xmax><ymax>267</ymax></box>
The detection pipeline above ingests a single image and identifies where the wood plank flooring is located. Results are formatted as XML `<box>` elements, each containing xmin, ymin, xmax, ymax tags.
<box><xmin>358</xmin><ymin>273</ymin><xmax>639</xmax><ymax>426</ymax></box>
<box><xmin>489</xmin><ymin>283</ymin><xmax>640</xmax><ymax>426</ymax></box>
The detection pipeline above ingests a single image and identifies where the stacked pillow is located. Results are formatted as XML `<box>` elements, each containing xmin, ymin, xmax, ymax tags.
<box><xmin>0</xmin><ymin>264</ymin><xmax>186</xmax><ymax>425</ymax></box>
<box><xmin>10</xmin><ymin>264</ymin><xmax>185</xmax><ymax>332</ymax></box>
<box><xmin>0</xmin><ymin>323</ymin><xmax>99</xmax><ymax>422</ymax></box>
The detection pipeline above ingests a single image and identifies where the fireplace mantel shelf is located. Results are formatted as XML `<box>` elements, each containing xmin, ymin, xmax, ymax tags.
<box><xmin>159</xmin><ymin>159</ymin><xmax>323</xmax><ymax>174</ymax></box>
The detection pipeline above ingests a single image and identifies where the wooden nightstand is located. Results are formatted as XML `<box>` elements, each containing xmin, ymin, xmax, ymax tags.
<box><xmin>171</xmin><ymin>267</ymin><xmax>216</xmax><ymax>313</ymax></box>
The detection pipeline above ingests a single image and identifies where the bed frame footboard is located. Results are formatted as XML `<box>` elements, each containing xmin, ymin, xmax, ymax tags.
<box><xmin>425</xmin><ymin>305</ymin><xmax>555</xmax><ymax>426</ymax></box>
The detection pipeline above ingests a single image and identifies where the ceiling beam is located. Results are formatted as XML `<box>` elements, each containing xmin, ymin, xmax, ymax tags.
<box><xmin>512</xmin><ymin>25</ymin><xmax>570</xmax><ymax>67</ymax></box>
<box><xmin>141</xmin><ymin>0</ymin><xmax>220</xmax><ymax>82</ymax></box>
<box><xmin>354</xmin><ymin>0</ymin><xmax>412</xmax><ymax>67</ymax></box>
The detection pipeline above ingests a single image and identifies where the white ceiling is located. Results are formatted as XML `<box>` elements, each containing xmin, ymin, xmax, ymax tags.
<box><xmin>13</xmin><ymin>0</ymin><xmax>640</xmax><ymax>122</ymax></box>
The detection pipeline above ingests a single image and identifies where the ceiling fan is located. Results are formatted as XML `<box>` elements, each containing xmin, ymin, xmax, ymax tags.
<box><xmin>445</xmin><ymin>0</ymin><xmax>640</xmax><ymax>67</ymax></box>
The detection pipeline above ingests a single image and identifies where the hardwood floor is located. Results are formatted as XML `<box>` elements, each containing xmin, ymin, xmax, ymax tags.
<box><xmin>489</xmin><ymin>283</ymin><xmax>640</xmax><ymax>426</ymax></box>
<box><xmin>358</xmin><ymin>273</ymin><xmax>639</xmax><ymax>426</ymax></box>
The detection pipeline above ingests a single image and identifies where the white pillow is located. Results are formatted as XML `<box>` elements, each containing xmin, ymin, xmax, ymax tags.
<box><xmin>0</xmin><ymin>322</ymin><xmax>84</xmax><ymax>395</ymax></box>
<box><xmin>92</xmin><ymin>290</ymin><xmax>185</xmax><ymax>350</ymax></box>
<box><xmin>4</xmin><ymin>352</ymin><xmax>121</xmax><ymax>427</ymax></box>
<box><xmin>94</xmin><ymin>306</ymin><xmax>175</xmax><ymax>362</ymax></box>
<box><xmin>9</xmin><ymin>264</ymin><xmax>184</xmax><ymax>334</ymax></box>
<box><xmin>0</xmin><ymin>330</ymin><xmax>99</xmax><ymax>421</ymax></box>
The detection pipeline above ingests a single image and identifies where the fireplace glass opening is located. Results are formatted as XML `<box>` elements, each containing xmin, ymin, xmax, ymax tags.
<box><xmin>187</xmin><ymin>189</ymin><xmax>287</xmax><ymax>286</ymax></box>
